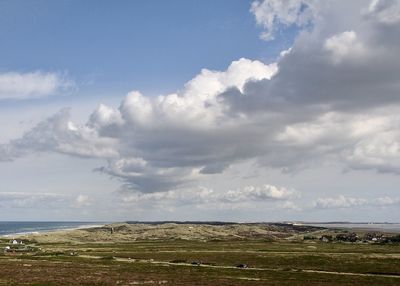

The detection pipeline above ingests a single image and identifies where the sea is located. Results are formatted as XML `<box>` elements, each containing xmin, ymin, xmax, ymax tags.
<box><xmin>0</xmin><ymin>221</ymin><xmax>106</xmax><ymax>236</ymax></box>
<box><xmin>303</xmin><ymin>223</ymin><xmax>400</xmax><ymax>233</ymax></box>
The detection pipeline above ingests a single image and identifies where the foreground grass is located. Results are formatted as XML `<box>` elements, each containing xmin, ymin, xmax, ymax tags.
<box><xmin>0</xmin><ymin>239</ymin><xmax>399</xmax><ymax>285</ymax></box>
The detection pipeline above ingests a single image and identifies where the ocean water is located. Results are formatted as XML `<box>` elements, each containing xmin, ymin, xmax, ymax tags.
<box><xmin>0</xmin><ymin>221</ymin><xmax>105</xmax><ymax>236</ymax></box>
<box><xmin>304</xmin><ymin>223</ymin><xmax>400</xmax><ymax>233</ymax></box>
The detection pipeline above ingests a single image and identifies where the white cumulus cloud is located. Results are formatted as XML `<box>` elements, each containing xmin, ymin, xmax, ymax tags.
<box><xmin>120</xmin><ymin>184</ymin><xmax>299</xmax><ymax>210</ymax></box>
<box><xmin>1</xmin><ymin>0</ymin><xmax>400</xmax><ymax>203</ymax></box>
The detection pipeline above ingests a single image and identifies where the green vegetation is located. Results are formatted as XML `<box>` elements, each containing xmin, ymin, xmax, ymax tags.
<box><xmin>0</xmin><ymin>223</ymin><xmax>399</xmax><ymax>285</ymax></box>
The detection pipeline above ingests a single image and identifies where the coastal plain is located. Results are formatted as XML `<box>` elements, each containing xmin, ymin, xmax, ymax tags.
<box><xmin>0</xmin><ymin>223</ymin><xmax>399</xmax><ymax>285</ymax></box>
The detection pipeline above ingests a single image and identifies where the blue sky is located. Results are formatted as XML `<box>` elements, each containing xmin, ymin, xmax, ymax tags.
<box><xmin>0</xmin><ymin>0</ymin><xmax>400</xmax><ymax>222</ymax></box>
<box><xmin>0</xmin><ymin>0</ymin><xmax>294</xmax><ymax>96</ymax></box>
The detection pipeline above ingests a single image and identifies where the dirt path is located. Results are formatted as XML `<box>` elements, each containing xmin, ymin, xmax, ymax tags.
<box><xmin>109</xmin><ymin>249</ymin><xmax>400</xmax><ymax>258</ymax></box>
<box><xmin>78</xmin><ymin>254</ymin><xmax>400</xmax><ymax>279</ymax></box>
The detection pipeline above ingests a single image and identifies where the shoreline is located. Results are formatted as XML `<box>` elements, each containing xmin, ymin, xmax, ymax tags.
<box><xmin>0</xmin><ymin>223</ymin><xmax>107</xmax><ymax>238</ymax></box>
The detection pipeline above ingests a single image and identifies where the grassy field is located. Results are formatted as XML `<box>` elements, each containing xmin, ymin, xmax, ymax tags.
<box><xmin>0</xmin><ymin>225</ymin><xmax>399</xmax><ymax>285</ymax></box>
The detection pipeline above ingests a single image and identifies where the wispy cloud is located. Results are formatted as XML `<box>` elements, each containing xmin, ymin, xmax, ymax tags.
<box><xmin>312</xmin><ymin>195</ymin><xmax>400</xmax><ymax>209</ymax></box>
<box><xmin>0</xmin><ymin>71</ymin><xmax>74</xmax><ymax>100</ymax></box>
<box><xmin>0</xmin><ymin>192</ymin><xmax>93</xmax><ymax>209</ymax></box>
<box><xmin>0</xmin><ymin>192</ymin><xmax>68</xmax><ymax>208</ymax></box>
<box><xmin>313</xmin><ymin>195</ymin><xmax>367</xmax><ymax>209</ymax></box>
<box><xmin>250</xmin><ymin>0</ymin><xmax>317</xmax><ymax>41</ymax></box>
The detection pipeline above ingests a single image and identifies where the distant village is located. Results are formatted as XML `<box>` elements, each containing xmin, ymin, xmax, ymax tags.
<box><xmin>305</xmin><ymin>232</ymin><xmax>400</xmax><ymax>244</ymax></box>
<box><xmin>3</xmin><ymin>239</ymin><xmax>39</xmax><ymax>254</ymax></box>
